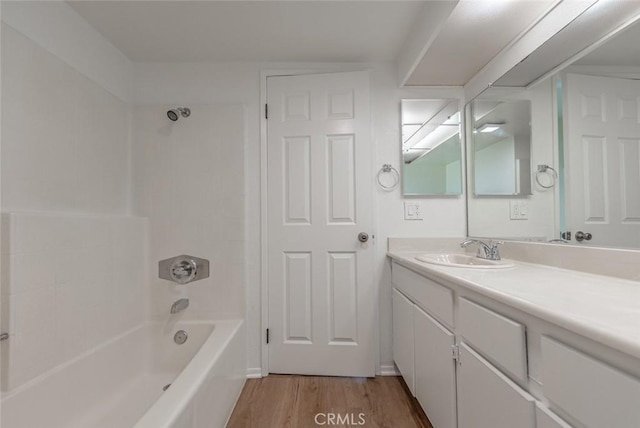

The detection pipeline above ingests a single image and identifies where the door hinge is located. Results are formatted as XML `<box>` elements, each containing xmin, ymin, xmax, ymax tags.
<box><xmin>452</xmin><ymin>345</ymin><xmax>460</xmax><ymax>362</ymax></box>
<box><xmin>266</xmin><ymin>328</ymin><xmax>270</xmax><ymax>344</ymax></box>
<box><xmin>265</xmin><ymin>103</ymin><xmax>268</xmax><ymax>119</ymax></box>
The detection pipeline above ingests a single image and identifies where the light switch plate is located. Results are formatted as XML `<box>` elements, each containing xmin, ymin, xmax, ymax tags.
<box><xmin>510</xmin><ymin>200</ymin><xmax>528</xmax><ymax>220</ymax></box>
<box><xmin>404</xmin><ymin>202</ymin><xmax>423</xmax><ymax>220</ymax></box>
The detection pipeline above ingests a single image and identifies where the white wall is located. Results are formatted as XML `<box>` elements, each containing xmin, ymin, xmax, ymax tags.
<box><xmin>467</xmin><ymin>80</ymin><xmax>557</xmax><ymax>241</ymax></box>
<box><xmin>474</xmin><ymin>137</ymin><xmax>516</xmax><ymax>195</ymax></box>
<box><xmin>132</xmin><ymin>105</ymin><xmax>246</xmax><ymax>322</ymax></box>
<box><xmin>134</xmin><ymin>61</ymin><xmax>467</xmax><ymax>374</ymax></box>
<box><xmin>372</xmin><ymin>71</ymin><xmax>467</xmax><ymax>371</ymax></box>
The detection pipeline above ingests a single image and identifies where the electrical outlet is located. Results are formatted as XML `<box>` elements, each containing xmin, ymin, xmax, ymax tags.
<box><xmin>510</xmin><ymin>200</ymin><xmax>528</xmax><ymax>220</ymax></box>
<box><xmin>404</xmin><ymin>202</ymin><xmax>423</xmax><ymax>220</ymax></box>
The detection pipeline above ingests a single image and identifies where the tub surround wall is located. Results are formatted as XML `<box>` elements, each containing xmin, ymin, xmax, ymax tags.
<box><xmin>0</xmin><ymin>213</ymin><xmax>148</xmax><ymax>391</ymax></box>
<box><xmin>1</xmin><ymin>24</ymin><xmax>132</xmax><ymax>214</ymax></box>
<box><xmin>0</xmin><ymin>2</ymin><xmax>145</xmax><ymax>393</ymax></box>
<box><xmin>132</xmin><ymin>105</ymin><xmax>246</xmax><ymax>322</ymax></box>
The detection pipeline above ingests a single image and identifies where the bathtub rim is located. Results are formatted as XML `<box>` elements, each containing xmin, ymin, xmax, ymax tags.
<box><xmin>133</xmin><ymin>318</ymin><xmax>245</xmax><ymax>428</ymax></box>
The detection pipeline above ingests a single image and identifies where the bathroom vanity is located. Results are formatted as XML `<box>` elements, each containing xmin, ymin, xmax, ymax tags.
<box><xmin>389</xmin><ymin>240</ymin><xmax>640</xmax><ymax>428</ymax></box>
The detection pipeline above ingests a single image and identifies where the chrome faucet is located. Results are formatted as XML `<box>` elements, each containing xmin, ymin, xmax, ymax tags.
<box><xmin>170</xmin><ymin>298</ymin><xmax>189</xmax><ymax>314</ymax></box>
<box><xmin>461</xmin><ymin>239</ymin><xmax>504</xmax><ymax>261</ymax></box>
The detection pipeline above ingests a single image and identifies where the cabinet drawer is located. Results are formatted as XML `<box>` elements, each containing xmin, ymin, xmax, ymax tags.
<box><xmin>535</xmin><ymin>403</ymin><xmax>572</xmax><ymax>428</ymax></box>
<box><xmin>458</xmin><ymin>298</ymin><xmax>528</xmax><ymax>383</ymax></box>
<box><xmin>391</xmin><ymin>262</ymin><xmax>453</xmax><ymax>327</ymax></box>
<box><xmin>457</xmin><ymin>342</ymin><xmax>536</xmax><ymax>428</ymax></box>
<box><xmin>541</xmin><ymin>336</ymin><xmax>640</xmax><ymax>428</ymax></box>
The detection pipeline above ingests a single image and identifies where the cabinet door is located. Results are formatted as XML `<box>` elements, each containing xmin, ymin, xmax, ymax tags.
<box><xmin>414</xmin><ymin>305</ymin><xmax>456</xmax><ymax>428</ymax></box>
<box><xmin>457</xmin><ymin>343</ymin><xmax>535</xmax><ymax>428</ymax></box>
<box><xmin>541</xmin><ymin>336</ymin><xmax>640</xmax><ymax>428</ymax></box>
<box><xmin>392</xmin><ymin>288</ymin><xmax>414</xmax><ymax>394</ymax></box>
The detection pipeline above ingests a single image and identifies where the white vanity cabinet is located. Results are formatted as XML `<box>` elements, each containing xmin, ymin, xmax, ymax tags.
<box><xmin>413</xmin><ymin>305</ymin><xmax>457</xmax><ymax>428</ymax></box>
<box><xmin>392</xmin><ymin>288</ymin><xmax>415</xmax><ymax>394</ymax></box>
<box><xmin>457</xmin><ymin>342</ymin><xmax>536</xmax><ymax>428</ymax></box>
<box><xmin>392</xmin><ymin>262</ymin><xmax>458</xmax><ymax>428</ymax></box>
<box><xmin>458</xmin><ymin>297</ymin><xmax>528</xmax><ymax>384</ymax></box>
<box><xmin>390</xmin><ymin>260</ymin><xmax>572</xmax><ymax>428</ymax></box>
<box><xmin>541</xmin><ymin>336</ymin><xmax>640</xmax><ymax>428</ymax></box>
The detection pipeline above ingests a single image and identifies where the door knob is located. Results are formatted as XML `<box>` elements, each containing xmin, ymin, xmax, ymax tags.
<box><xmin>358</xmin><ymin>232</ymin><xmax>369</xmax><ymax>243</ymax></box>
<box><xmin>575</xmin><ymin>231</ymin><xmax>592</xmax><ymax>242</ymax></box>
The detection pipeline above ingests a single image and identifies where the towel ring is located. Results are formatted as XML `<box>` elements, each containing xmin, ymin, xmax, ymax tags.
<box><xmin>535</xmin><ymin>164</ymin><xmax>557</xmax><ymax>189</ymax></box>
<box><xmin>376</xmin><ymin>164</ymin><xmax>400</xmax><ymax>191</ymax></box>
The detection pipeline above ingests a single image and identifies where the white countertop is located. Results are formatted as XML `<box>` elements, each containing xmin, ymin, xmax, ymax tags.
<box><xmin>388</xmin><ymin>251</ymin><xmax>640</xmax><ymax>360</ymax></box>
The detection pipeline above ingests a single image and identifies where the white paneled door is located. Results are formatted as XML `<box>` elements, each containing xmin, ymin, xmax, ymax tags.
<box><xmin>267</xmin><ymin>71</ymin><xmax>374</xmax><ymax>376</ymax></box>
<box><xmin>566</xmin><ymin>73</ymin><xmax>640</xmax><ymax>247</ymax></box>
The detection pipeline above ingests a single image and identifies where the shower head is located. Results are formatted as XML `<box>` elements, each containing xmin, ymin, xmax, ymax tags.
<box><xmin>167</xmin><ymin>107</ymin><xmax>191</xmax><ymax>121</ymax></box>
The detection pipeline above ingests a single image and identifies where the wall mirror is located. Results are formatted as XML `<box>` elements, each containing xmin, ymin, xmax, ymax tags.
<box><xmin>470</xmin><ymin>99</ymin><xmax>532</xmax><ymax>196</ymax></box>
<box><xmin>401</xmin><ymin>99</ymin><xmax>462</xmax><ymax>196</ymax></box>
<box><xmin>466</xmin><ymin>8</ymin><xmax>640</xmax><ymax>249</ymax></box>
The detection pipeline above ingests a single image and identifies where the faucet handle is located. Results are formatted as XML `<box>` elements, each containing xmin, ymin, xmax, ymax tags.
<box><xmin>489</xmin><ymin>240</ymin><xmax>503</xmax><ymax>260</ymax></box>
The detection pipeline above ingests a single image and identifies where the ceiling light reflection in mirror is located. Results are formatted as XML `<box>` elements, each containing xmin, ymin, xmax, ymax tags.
<box><xmin>471</xmin><ymin>99</ymin><xmax>532</xmax><ymax>196</ymax></box>
<box><xmin>401</xmin><ymin>99</ymin><xmax>462</xmax><ymax>196</ymax></box>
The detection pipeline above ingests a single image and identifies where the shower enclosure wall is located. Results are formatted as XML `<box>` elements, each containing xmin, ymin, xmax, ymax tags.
<box><xmin>0</xmin><ymin>2</ymin><xmax>247</xmax><ymax>426</ymax></box>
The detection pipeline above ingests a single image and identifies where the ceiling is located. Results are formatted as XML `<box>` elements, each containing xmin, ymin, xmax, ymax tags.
<box><xmin>67</xmin><ymin>0</ymin><xmax>558</xmax><ymax>86</ymax></box>
<box><xmin>406</xmin><ymin>0</ymin><xmax>555</xmax><ymax>86</ymax></box>
<box><xmin>575</xmin><ymin>20</ymin><xmax>640</xmax><ymax>67</ymax></box>
<box><xmin>68</xmin><ymin>1</ymin><xmax>424</xmax><ymax>63</ymax></box>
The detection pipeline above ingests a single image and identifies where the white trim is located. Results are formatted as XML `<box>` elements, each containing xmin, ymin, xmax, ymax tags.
<box><xmin>368</xmin><ymin>72</ymin><xmax>380</xmax><ymax>376</ymax></box>
<box><xmin>464</xmin><ymin>0</ymin><xmax>595</xmax><ymax>102</ymax></box>
<box><xmin>380</xmin><ymin>365</ymin><xmax>400</xmax><ymax>376</ymax></box>
<box><xmin>551</xmin><ymin>74</ymin><xmax>562</xmax><ymax>240</ymax></box>
<box><xmin>397</xmin><ymin>1</ymin><xmax>459</xmax><ymax>87</ymax></box>
<box><xmin>246</xmin><ymin>368</ymin><xmax>263</xmax><ymax>379</ymax></box>
<box><xmin>527</xmin><ymin>11</ymin><xmax>640</xmax><ymax>90</ymax></box>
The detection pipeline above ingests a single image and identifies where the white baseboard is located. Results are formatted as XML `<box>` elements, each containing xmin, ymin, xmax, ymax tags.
<box><xmin>246</xmin><ymin>367</ymin><xmax>263</xmax><ymax>379</ymax></box>
<box><xmin>248</xmin><ymin>366</ymin><xmax>398</xmax><ymax>377</ymax></box>
<box><xmin>380</xmin><ymin>364</ymin><xmax>399</xmax><ymax>376</ymax></box>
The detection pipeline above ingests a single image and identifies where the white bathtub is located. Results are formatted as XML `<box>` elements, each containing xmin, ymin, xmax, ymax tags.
<box><xmin>1</xmin><ymin>319</ymin><xmax>245</xmax><ymax>428</ymax></box>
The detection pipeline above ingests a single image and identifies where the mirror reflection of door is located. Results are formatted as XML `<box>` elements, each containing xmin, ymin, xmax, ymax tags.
<box><xmin>564</xmin><ymin>73</ymin><xmax>640</xmax><ymax>248</ymax></box>
<box><xmin>471</xmin><ymin>99</ymin><xmax>532</xmax><ymax>196</ymax></box>
<box><xmin>401</xmin><ymin>99</ymin><xmax>462</xmax><ymax>196</ymax></box>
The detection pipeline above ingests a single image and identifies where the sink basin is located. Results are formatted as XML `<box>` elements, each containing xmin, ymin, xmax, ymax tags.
<box><xmin>415</xmin><ymin>253</ymin><xmax>514</xmax><ymax>269</ymax></box>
